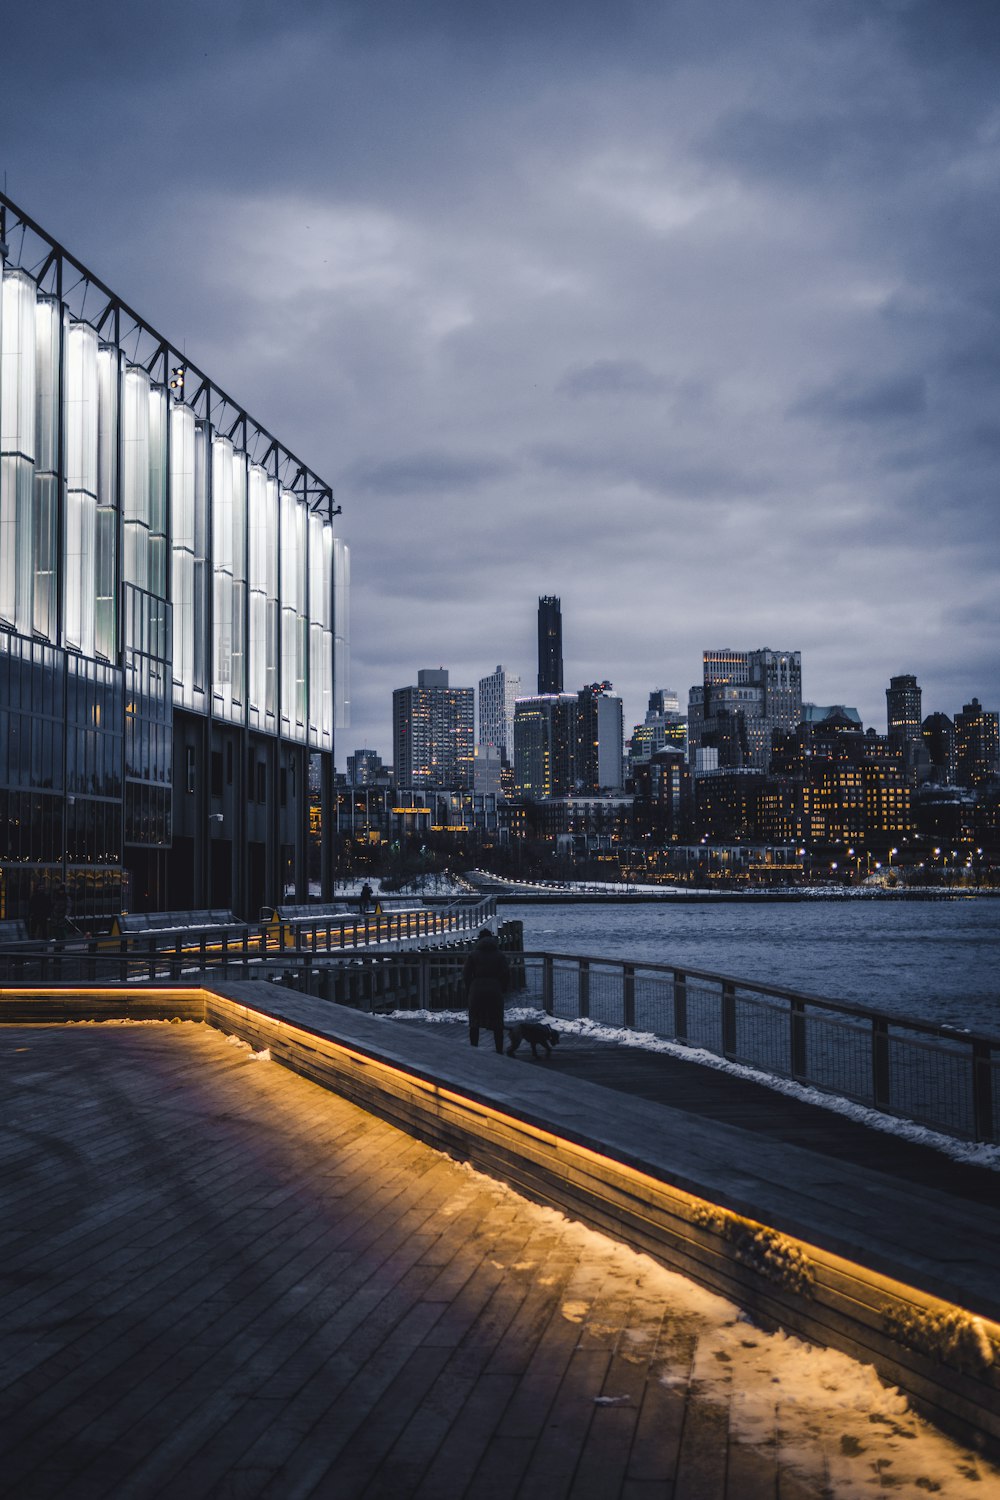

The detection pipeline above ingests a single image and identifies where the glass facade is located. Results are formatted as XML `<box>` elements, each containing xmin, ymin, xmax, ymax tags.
<box><xmin>0</xmin><ymin>193</ymin><xmax>347</xmax><ymax>922</ymax></box>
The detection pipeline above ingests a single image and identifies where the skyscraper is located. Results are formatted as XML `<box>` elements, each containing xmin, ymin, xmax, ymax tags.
<box><xmin>886</xmin><ymin>675</ymin><xmax>922</xmax><ymax>746</ymax></box>
<box><xmin>576</xmin><ymin>682</ymin><xmax>624</xmax><ymax>792</ymax></box>
<box><xmin>392</xmin><ymin>669</ymin><xmax>474</xmax><ymax>790</ymax></box>
<box><xmin>537</xmin><ymin>596</ymin><xmax>563</xmax><ymax>695</ymax></box>
<box><xmin>478</xmin><ymin>664</ymin><xmax>521</xmax><ymax>763</ymax></box>
<box><xmin>513</xmin><ymin>694</ymin><xmax>577</xmax><ymax>797</ymax></box>
<box><xmin>688</xmin><ymin>649</ymin><xmax>801</xmax><ymax>773</ymax></box>
<box><xmin>954</xmin><ymin>698</ymin><xmax>1000</xmax><ymax>791</ymax></box>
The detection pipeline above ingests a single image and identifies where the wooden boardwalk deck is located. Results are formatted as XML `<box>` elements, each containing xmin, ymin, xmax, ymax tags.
<box><xmin>1</xmin><ymin>1020</ymin><xmax>998</xmax><ymax>1499</ymax></box>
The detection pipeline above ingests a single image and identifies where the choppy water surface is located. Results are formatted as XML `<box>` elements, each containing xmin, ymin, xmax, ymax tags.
<box><xmin>501</xmin><ymin>898</ymin><xmax>1000</xmax><ymax>1035</ymax></box>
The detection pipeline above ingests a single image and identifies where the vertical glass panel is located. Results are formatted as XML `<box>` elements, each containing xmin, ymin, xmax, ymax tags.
<box><xmin>170</xmin><ymin>402</ymin><xmax>196</xmax><ymax>706</ymax></box>
<box><xmin>64</xmin><ymin>320</ymin><xmax>99</xmax><ymax>656</ymax></box>
<box><xmin>123</xmin><ymin>366</ymin><xmax>150</xmax><ymax>591</ymax></box>
<box><xmin>193</xmin><ymin>421</ymin><xmax>208</xmax><ymax>696</ymax></box>
<box><xmin>147</xmin><ymin>385</ymin><xmax>167</xmax><ymax>598</ymax></box>
<box><xmin>212</xmin><ymin>435</ymin><xmax>234</xmax><ymax>712</ymax></box>
<box><xmin>32</xmin><ymin>300</ymin><xmax>59</xmax><ymax>641</ymax></box>
<box><xmin>334</xmin><ymin>537</ymin><xmax>350</xmax><ymax>730</ymax></box>
<box><xmin>279</xmin><ymin>489</ymin><xmax>298</xmax><ymax>730</ymax></box>
<box><xmin>229</xmin><ymin>448</ymin><xmax>247</xmax><ymax>720</ymax></box>
<box><xmin>95</xmin><ymin>345</ymin><xmax>119</xmax><ymax>661</ymax></box>
<box><xmin>247</xmin><ymin>463</ymin><xmax>267</xmax><ymax>726</ymax></box>
<box><xmin>0</xmin><ymin>270</ymin><xmax>37</xmax><ymax>632</ymax></box>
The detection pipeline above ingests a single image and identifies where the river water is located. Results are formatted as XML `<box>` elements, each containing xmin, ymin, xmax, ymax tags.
<box><xmin>499</xmin><ymin>897</ymin><xmax>1000</xmax><ymax>1037</ymax></box>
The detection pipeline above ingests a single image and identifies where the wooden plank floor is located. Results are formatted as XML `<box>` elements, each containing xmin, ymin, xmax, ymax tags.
<box><xmin>1</xmin><ymin>1022</ymin><xmax>997</xmax><ymax>1500</ymax></box>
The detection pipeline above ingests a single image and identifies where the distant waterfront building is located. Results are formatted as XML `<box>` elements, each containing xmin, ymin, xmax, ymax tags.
<box><xmin>575</xmin><ymin>682</ymin><xmax>624</xmax><ymax>792</ymax></box>
<box><xmin>473</xmin><ymin>744</ymin><xmax>503</xmax><ymax>796</ymax></box>
<box><xmin>886</xmin><ymin>674</ymin><xmax>930</xmax><ymax>786</ymax></box>
<box><xmin>629</xmin><ymin>689</ymin><xmax>686</xmax><ymax>769</ymax></box>
<box><xmin>513</xmin><ymin>693</ymin><xmax>577</xmax><ymax>798</ymax></box>
<box><xmin>346</xmin><ymin>748</ymin><xmax>386</xmax><ymax>786</ymax></box>
<box><xmin>0</xmin><ymin>193</ymin><xmax>347</xmax><ymax>920</ymax></box>
<box><xmin>392</xmin><ymin>669</ymin><xmax>474</xmax><ymax>790</ymax></box>
<box><xmin>922</xmin><ymin>712</ymin><xmax>956</xmax><ymax>785</ymax></box>
<box><xmin>478</xmin><ymin>664</ymin><xmax>521</xmax><ymax>763</ymax></box>
<box><xmin>954</xmin><ymin>698</ymin><xmax>1000</xmax><ymax>791</ymax></box>
<box><xmin>537</xmin><ymin>596</ymin><xmax>564</xmax><ymax>695</ymax></box>
<box><xmin>688</xmin><ymin>648</ymin><xmax>801</xmax><ymax>775</ymax></box>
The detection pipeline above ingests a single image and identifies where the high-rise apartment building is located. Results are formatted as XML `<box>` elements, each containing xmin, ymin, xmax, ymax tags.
<box><xmin>346</xmin><ymin>748</ymin><xmax>386</xmax><ymax>786</ymax></box>
<box><xmin>513</xmin><ymin>694</ymin><xmax>577</xmax><ymax>798</ymax></box>
<box><xmin>688</xmin><ymin>648</ymin><xmax>801</xmax><ymax>774</ymax></box>
<box><xmin>922</xmin><ymin>712</ymin><xmax>956</xmax><ymax>785</ymax></box>
<box><xmin>537</xmin><ymin>596</ymin><xmax>563</xmax><ymax>695</ymax></box>
<box><xmin>478</xmin><ymin>664</ymin><xmax>521</xmax><ymax>763</ymax></box>
<box><xmin>630</xmin><ymin>688</ymin><xmax>686</xmax><ymax>768</ymax></box>
<box><xmin>576</xmin><ymin>682</ymin><xmax>624</xmax><ymax>792</ymax></box>
<box><xmin>392</xmin><ymin>669</ymin><xmax>474</xmax><ymax>790</ymax></box>
<box><xmin>954</xmin><ymin>698</ymin><xmax>1000</xmax><ymax>791</ymax></box>
<box><xmin>886</xmin><ymin>675</ymin><xmax>922</xmax><ymax>745</ymax></box>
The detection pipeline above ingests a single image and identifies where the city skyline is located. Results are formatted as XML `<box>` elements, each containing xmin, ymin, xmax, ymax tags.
<box><xmin>365</xmin><ymin>641</ymin><xmax>993</xmax><ymax>772</ymax></box>
<box><xmin>5</xmin><ymin>2</ymin><xmax>998</xmax><ymax>763</ymax></box>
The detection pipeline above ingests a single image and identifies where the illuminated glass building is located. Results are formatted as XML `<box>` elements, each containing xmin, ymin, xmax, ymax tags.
<box><xmin>0</xmin><ymin>195</ymin><xmax>348</xmax><ymax>921</ymax></box>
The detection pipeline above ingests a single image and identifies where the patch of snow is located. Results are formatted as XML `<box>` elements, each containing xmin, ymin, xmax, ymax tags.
<box><xmin>376</xmin><ymin>1008</ymin><xmax>1000</xmax><ymax>1169</ymax></box>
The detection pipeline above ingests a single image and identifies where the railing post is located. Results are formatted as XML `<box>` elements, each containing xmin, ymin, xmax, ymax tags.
<box><xmin>542</xmin><ymin>954</ymin><xmax>554</xmax><ymax>1015</ymax></box>
<box><xmin>973</xmin><ymin>1042</ymin><xmax>994</xmax><ymax>1143</ymax></box>
<box><xmin>791</xmin><ymin>999</ymin><xmax>807</xmax><ymax>1078</ymax></box>
<box><xmin>673</xmin><ymin>970</ymin><xmax>687</xmax><ymax>1039</ymax></box>
<box><xmin>721</xmin><ymin>981</ymin><xmax>736</xmax><ymax>1057</ymax></box>
<box><xmin>623</xmin><ymin>963</ymin><xmax>635</xmax><ymax>1029</ymax></box>
<box><xmin>418</xmin><ymin>953</ymin><xmax>430</xmax><ymax>1010</ymax></box>
<box><xmin>872</xmin><ymin>1018</ymin><xmax>891</xmax><ymax>1109</ymax></box>
<box><xmin>578</xmin><ymin>959</ymin><xmax>590</xmax><ymax>1019</ymax></box>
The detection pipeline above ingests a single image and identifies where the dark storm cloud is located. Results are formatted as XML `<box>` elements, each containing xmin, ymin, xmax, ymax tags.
<box><xmin>558</xmin><ymin>359</ymin><xmax>668</xmax><ymax>399</ymax></box>
<box><xmin>791</xmin><ymin>374</ymin><xmax>927</xmax><ymax>426</ymax></box>
<box><xmin>351</xmin><ymin>451</ymin><xmax>516</xmax><ymax>497</ymax></box>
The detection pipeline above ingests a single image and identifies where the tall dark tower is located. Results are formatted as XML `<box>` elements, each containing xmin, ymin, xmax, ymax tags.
<box><xmin>537</xmin><ymin>596</ymin><xmax>563</xmax><ymax>694</ymax></box>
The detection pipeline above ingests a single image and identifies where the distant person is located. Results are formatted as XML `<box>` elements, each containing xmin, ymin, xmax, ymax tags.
<box><xmin>359</xmin><ymin>882</ymin><xmax>374</xmax><ymax>916</ymax></box>
<box><xmin>50</xmin><ymin>882</ymin><xmax>70</xmax><ymax>940</ymax></box>
<box><xmin>463</xmin><ymin>928</ymin><xmax>510</xmax><ymax>1053</ymax></box>
<box><xmin>28</xmin><ymin>881</ymin><xmax>51</xmax><ymax>940</ymax></box>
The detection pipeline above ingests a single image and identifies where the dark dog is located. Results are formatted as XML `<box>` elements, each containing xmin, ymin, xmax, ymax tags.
<box><xmin>506</xmin><ymin>1021</ymin><xmax>560</xmax><ymax>1059</ymax></box>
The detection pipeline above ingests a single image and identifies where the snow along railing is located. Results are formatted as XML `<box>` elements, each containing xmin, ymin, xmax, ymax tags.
<box><xmin>300</xmin><ymin>947</ymin><xmax>996</xmax><ymax>1146</ymax></box>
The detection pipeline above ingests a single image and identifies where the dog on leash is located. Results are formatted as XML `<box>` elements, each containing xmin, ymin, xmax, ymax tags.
<box><xmin>506</xmin><ymin>1021</ymin><xmax>560</xmax><ymax>1059</ymax></box>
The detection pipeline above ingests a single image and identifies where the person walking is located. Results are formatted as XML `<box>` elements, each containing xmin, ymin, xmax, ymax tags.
<box><xmin>28</xmin><ymin>881</ymin><xmax>52</xmax><ymax>940</ymax></box>
<box><xmin>463</xmin><ymin>928</ymin><xmax>510</xmax><ymax>1053</ymax></box>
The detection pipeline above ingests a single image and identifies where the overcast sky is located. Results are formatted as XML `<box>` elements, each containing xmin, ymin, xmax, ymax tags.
<box><xmin>4</xmin><ymin>0</ymin><xmax>998</xmax><ymax>763</ymax></box>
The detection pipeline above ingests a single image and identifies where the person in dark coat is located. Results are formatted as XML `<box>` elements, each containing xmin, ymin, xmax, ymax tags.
<box><xmin>463</xmin><ymin>928</ymin><xmax>510</xmax><ymax>1053</ymax></box>
<box><xmin>28</xmin><ymin>881</ymin><xmax>52</xmax><ymax>940</ymax></box>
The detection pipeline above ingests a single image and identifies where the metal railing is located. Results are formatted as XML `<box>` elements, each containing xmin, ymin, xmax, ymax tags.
<box><xmin>294</xmin><ymin>948</ymin><xmax>998</xmax><ymax>1146</ymax></box>
<box><xmin>0</xmin><ymin>898</ymin><xmax>496</xmax><ymax>984</ymax></box>
<box><xmin>1</xmin><ymin>926</ymin><xmax>995</xmax><ymax>1144</ymax></box>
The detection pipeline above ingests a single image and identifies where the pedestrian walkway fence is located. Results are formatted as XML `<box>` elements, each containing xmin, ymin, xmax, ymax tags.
<box><xmin>1</xmin><ymin>926</ymin><xmax>996</xmax><ymax>1145</ymax></box>
<box><xmin>351</xmin><ymin>948</ymin><xmax>999</xmax><ymax>1147</ymax></box>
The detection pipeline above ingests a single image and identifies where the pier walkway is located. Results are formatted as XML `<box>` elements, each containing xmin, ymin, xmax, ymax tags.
<box><xmin>1</xmin><ymin>994</ymin><xmax>999</xmax><ymax>1496</ymax></box>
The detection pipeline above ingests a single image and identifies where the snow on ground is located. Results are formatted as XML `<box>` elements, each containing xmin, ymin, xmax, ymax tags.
<box><xmin>443</xmin><ymin>1161</ymin><xmax>999</xmax><ymax>1497</ymax></box>
<box><xmin>382</xmin><ymin>1007</ymin><xmax>1000</xmax><ymax>1172</ymax></box>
